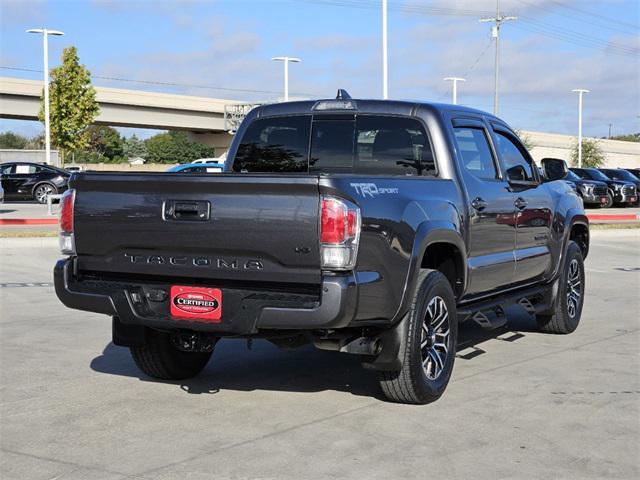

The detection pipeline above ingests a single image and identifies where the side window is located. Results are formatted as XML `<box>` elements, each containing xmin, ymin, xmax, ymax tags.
<box><xmin>494</xmin><ymin>132</ymin><xmax>535</xmax><ymax>182</ymax></box>
<box><xmin>233</xmin><ymin>116</ymin><xmax>311</xmax><ymax>173</ymax></box>
<box><xmin>182</xmin><ymin>167</ymin><xmax>204</xmax><ymax>173</ymax></box>
<box><xmin>0</xmin><ymin>164</ymin><xmax>14</xmax><ymax>174</ymax></box>
<box><xmin>453</xmin><ymin>127</ymin><xmax>498</xmax><ymax>181</ymax></box>
<box><xmin>355</xmin><ymin>116</ymin><xmax>435</xmax><ymax>176</ymax></box>
<box><xmin>15</xmin><ymin>164</ymin><xmax>37</xmax><ymax>174</ymax></box>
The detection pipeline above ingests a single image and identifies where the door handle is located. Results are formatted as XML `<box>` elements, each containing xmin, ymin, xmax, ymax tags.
<box><xmin>164</xmin><ymin>200</ymin><xmax>210</xmax><ymax>221</ymax></box>
<box><xmin>515</xmin><ymin>197</ymin><xmax>528</xmax><ymax>210</ymax></box>
<box><xmin>471</xmin><ymin>197</ymin><xmax>488</xmax><ymax>211</ymax></box>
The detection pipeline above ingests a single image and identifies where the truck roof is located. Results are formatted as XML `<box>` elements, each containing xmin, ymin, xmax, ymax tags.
<box><xmin>255</xmin><ymin>98</ymin><xmax>496</xmax><ymax>120</ymax></box>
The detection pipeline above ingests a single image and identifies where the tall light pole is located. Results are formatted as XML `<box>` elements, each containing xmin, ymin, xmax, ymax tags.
<box><xmin>271</xmin><ymin>56</ymin><xmax>301</xmax><ymax>102</ymax></box>
<box><xmin>480</xmin><ymin>0</ymin><xmax>516</xmax><ymax>115</ymax></box>
<box><xmin>382</xmin><ymin>0</ymin><xmax>388</xmax><ymax>99</ymax></box>
<box><xmin>27</xmin><ymin>28</ymin><xmax>64</xmax><ymax>166</ymax></box>
<box><xmin>572</xmin><ymin>88</ymin><xmax>590</xmax><ymax>168</ymax></box>
<box><xmin>444</xmin><ymin>77</ymin><xmax>466</xmax><ymax>105</ymax></box>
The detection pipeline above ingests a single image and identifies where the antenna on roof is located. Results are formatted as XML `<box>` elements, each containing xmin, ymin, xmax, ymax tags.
<box><xmin>336</xmin><ymin>89</ymin><xmax>351</xmax><ymax>100</ymax></box>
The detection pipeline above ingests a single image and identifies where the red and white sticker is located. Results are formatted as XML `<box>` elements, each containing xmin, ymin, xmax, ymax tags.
<box><xmin>170</xmin><ymin>286</ymin><xmax>222</xmax><ymax>322</ymax></box>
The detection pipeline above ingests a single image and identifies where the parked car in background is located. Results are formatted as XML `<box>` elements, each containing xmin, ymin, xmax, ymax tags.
<box><xmin>0</xmin><ymin>162</ymin><xmax>70</xmax><ymax>203</ymax></box>
<box><xmin>191</xmin><ymin>153</ymin><xmax>227</xmax><ymax>165</ymax></box>
<box><xmin>0</xmin><ymin>182</ymin><xmax>4</xmax><ymax>203</ymax></box>
<box><xmin>562</xmin><ymin>169</ymin><xmax>609</xmax><ymax>208</ymax></box>
<box><xmin>622</xmin><ymin>168</ymin><xmax>640</xmax><ymax>180</ymax></box>
<box><xmin>570</xmin><ymin>167</ymin><xmax>637</xmax><ymax>208</ymax></box>
<box><xmin>166</xmin><ymin>163</ymin><xmax>224</xmax><ymax>173</ymax></box>
<box><xmin>599</xmin><ymin>169</ymin><xmax>640</xmax><ymax>206</ymax></box>
<box><xmin>65</xmin><ymin>166</ymin><xmax>84</xmax><ymax>173</ymax></box>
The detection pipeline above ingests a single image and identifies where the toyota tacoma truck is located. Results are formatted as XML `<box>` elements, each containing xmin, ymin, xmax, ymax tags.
<box><xmin>54</xmin><ymin>92</ymin><xmax>589</xmax><ymax>404</ymax></box>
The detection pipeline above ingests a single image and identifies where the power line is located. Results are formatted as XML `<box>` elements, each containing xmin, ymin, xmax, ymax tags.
<box><xmin>0</xmin><ymin>66</ymin><xmax>325</xmax><ymax>97</ymax></box>
<box><xmin>547</xmin><ymin>0</ymin><xmax>638</xmax><ymax>31</ymax></box>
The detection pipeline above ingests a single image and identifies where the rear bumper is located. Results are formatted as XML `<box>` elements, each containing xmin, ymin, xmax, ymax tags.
<box><xmin>54</xmin><ymin>258</ymin><xmax>358</xmax><ymax>335</ymax></box>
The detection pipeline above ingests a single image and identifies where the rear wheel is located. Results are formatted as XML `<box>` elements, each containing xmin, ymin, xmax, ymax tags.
<box><xmin>33</xmin><ymin>183</ymin><xmax>56</xmax><ymax>204</ymax></box>
<box><xmin>130</xmin><ymin>329</ymin><xmax>212</xmax><ymax>380</ymax></box>
<box><xmin>378</xmin><ymin>269</ymin><xmax>457</xmax><ymax>404</ymax></box>
<box><xmin>537</xmin><ymin>241</ymin><xmax>585</xmax><ymax>334</ymax></box>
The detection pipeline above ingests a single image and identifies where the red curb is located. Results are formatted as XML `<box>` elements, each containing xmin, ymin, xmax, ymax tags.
<box><xmin>587</xmin><ymin>214</ymin><xmax>639</xmax><ymax>221</ymax></box>
<box><xmin>0</xmin><ymin>218</ymin><xmax>59</xmax><ymax>225</ymax></box>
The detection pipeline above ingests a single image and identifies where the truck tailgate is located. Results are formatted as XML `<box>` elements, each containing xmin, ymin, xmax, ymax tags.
<box><xmin>72</xmin><ymin>173</ymin><xmax>321</xmax><ymax>285</ymax></box>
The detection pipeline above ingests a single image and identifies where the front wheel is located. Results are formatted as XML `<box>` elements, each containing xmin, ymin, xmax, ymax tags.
<box><xmin>33</xmin><ymin>183</ymin><xmax>57</xmax><ymax>204</ymax></box>
<box><xmin>130</xmin><ymin>329</ymin><xmax>212</xmax><ymax>380</ymax></box>
<box><xmin>537</xmin><ymin>241</ymin><xmax>585</xmax><ymax>334</ymax></box>
<box><xmin>602</xmin><ymin>191</ymin><xmax>614</xmax><ymax>209</ymax></box>
<box><xmin>378</xmin><ymin>269</ymin><xmax>458</xmax><ymax>404</ymax></box>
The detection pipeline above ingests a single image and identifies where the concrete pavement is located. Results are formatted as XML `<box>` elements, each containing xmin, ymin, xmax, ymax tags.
<box><xmin>1</xmin><ymin>230</ymin><xmax>639</xmax><ymax>479</ymax></box>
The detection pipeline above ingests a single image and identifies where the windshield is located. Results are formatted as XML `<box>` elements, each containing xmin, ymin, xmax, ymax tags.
<box><xmin>604</xmin><ymin>169</ymin><xmax>637</xmax><ymax>181</ymax></box>
<box><xmin>564</xmin><ymin>170</ymin><xmax>582</xmax><ymax>181</ymax></box>
<box><xmin>585</xmin><ymin>169</ymin><xmax>612</xmax><ymax>181</ymax></box>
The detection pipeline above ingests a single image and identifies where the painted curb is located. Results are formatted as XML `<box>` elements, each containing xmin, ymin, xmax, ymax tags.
<box><xmin>0</xmin><ymin>218</ymin><xmax>58</xmax><ymax>225</ymax></box>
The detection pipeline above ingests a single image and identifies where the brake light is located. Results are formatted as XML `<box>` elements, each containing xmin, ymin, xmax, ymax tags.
<box><xmin>59</xmin><ymin>189</ymin><xmax>76</xmax><ymax>255</ymax></box>
<box><xmin>320</xmin><ymin>196</ymin><xmax>361</xmax><ymax>270</ymax></box>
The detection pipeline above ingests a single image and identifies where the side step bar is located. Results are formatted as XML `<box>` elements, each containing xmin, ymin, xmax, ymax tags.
<box><xmin>457</xmin><ymin>281</ymin><xmax>557</xmax><ymax>330</ymax></box>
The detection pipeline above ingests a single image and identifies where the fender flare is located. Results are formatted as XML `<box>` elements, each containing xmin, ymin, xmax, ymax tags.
<box><xmin>391</xmin><ymin>221</ymin><xmax>466</xmax><ymax>325</ymax></box>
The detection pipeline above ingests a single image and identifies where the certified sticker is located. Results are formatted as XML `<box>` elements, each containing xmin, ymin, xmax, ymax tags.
<box><xmin>170</xmin><ymin>286</ymin><xmax>222</xmax><ymax>322</ymax></box>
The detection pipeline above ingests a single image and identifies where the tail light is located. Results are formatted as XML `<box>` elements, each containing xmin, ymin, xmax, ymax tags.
<box><xmin>320</xmin><ymin>196</ymin><xmax>361</xmax><ymax>270</ymax></box>
<box><xmin>59</xmin><ymin>189</ymin><xmax>76</xmax><ymax>255</ymax></box>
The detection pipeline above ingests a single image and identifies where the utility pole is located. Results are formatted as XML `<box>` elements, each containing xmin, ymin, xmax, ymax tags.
<box><xmin>382</xmin><ymin>0</ymin><xmax>388</xmax><ymax>99</ymax></box>
<box><xmin>271</xmin><ymin>56</ymin><xmax>301</xmax><ymax>102</ymax></box>
<box><xmin>608</xmin><ymin>123</ymin><xmax>612</xmax><ymax>139</ymax></box>
<box><xmin>444</xmin><ymin>77</ymin><xmax>466</xmax><ymax>105</ymax></box>
<box><xmin>572</xmin><ymin>89</ymin><xmax>590</xmax><ymax>168</ymax></box>
<box><xmin>480</xmin><ymin>0</ymin><xmax>517</xmax><ymax>116</ymax></box>
<box><xmin>26</xmin><ymin>28</ymin><xmax>65</xmax><ymax>166</ymax></box>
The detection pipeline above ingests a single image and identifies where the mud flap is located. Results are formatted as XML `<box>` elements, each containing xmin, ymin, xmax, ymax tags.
<box><xmin>112</xmin><ymin>316</ymin><xmax>146</xmax><ymax>347</ymax></box>
<box><xmin>361</xmin><ymin>312</ymin><xmax>410</xmax><ymax>372</ymax></box>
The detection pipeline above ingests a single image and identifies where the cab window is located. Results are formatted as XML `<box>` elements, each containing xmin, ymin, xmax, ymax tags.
<box><xmin>494</xmin><ymin>132</ymin><xmax>535</xmax><ymax>182</ymax></box>
<box><xmin>452</xmin><ymin>127</ymin><xmax>498</xmax><ymax>181</ymax></box>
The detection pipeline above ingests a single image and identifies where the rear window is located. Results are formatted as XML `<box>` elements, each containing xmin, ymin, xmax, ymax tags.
<box><xmin>233</xmin><ymin>114</ymin><xmax>436</xmax><ymax>176</ymax></box>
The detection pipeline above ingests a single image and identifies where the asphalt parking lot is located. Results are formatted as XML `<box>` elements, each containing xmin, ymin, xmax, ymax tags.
<box><xmin>1</xmin><ymin>230</ymin><xmax>639</xmax><ymax>480</ymax></box>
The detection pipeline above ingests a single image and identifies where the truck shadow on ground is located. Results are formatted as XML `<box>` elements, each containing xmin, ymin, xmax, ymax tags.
<box><xmin>90</xmin><ymin>306</ymin><xmax>539</xmax><ymax>399</ymax></box>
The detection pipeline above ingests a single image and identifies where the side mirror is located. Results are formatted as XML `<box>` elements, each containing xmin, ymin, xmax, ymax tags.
<box><xmin>541</xmin><ymin>158</ymin><xmax>568</xmax><ymax>182</ymax></box>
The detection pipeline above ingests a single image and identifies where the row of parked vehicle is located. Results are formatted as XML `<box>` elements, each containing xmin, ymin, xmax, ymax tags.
<box><xmin>0</xmin><ymin>160</ymin><xmax>637</xmax><ymax>207</ymax></box>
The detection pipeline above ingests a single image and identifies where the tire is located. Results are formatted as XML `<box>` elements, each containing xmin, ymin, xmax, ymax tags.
<box><xmin>33</xmin><ymin>182</ymin><xmax>57</xmax><ymax>204</ymax></box>
<box><xmin>537</xmin><ymin>241</ymin><xmax>585</xmax><ymax>334</ymax></box>
<box><xmin>130</xmin><ymin>329</ymin><xmax>212</xmax><ymax>380</ymax></box>
<box><xmin>378</xmin><ymin>269</ymin><xmax>458</xmax><ymax>405</ymax></box>
<box><xmin>603</xmin><ymin>191</ymin><xmax>614</xmax><ymax>209</ymax></box>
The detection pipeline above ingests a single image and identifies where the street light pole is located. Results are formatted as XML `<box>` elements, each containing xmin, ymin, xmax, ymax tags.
<box><xmin>572</xmin><ymin>89</ymin><xmax>590</xmax><ymax>168</ymax></box>
<box><xmin>27</xmin><ymin>28</ymin><xmax>64</xmax><ymax>166</ymax></box>
<box><xmin>444</xmin><ymin>77</ymin><xmax>466</xmax><ymax>105</ymax></box>
<box><xmin>271</xmin><ymin>56</ymin><xmax>301</xmax><ymax>102</ymax></box>
<box><xmin>480</xmin><ymin>0</ymin><xmax>517</xmax><ymax>116</ymax></box>
<box><xmin>382</xmin><ymin>0</ymin><xmax>388</xmax><ymax>99</ymax></box>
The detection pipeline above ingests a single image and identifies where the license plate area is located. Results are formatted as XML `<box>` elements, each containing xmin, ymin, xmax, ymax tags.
<box><xmin>170</xmin><ymin>286</ymin><xmax>222</xmax><ymax>322</ymax></box>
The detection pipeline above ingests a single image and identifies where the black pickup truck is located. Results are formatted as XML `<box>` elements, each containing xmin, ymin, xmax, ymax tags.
<box><xmin>54</xmin><ymin>93</ymin><xmax>589</xmax><ymax>404</ymax></box>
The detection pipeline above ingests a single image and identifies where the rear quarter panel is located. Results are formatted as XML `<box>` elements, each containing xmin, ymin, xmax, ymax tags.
<box><xmin>320</xmin><ymin>176</ymin><xmax>463</xmax><ymax>324</ymax></box>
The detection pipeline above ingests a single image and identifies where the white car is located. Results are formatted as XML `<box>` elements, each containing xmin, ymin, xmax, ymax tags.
<box><xmin>191</xmin><ymin>152</ymin><xmax>227</xmax><ymax>165</ymax></box>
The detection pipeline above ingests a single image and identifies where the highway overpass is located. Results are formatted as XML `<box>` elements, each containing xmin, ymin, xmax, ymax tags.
<box><xmin>0</xmin><ymin>76</ymin><xmax>242</xmax><ymax>153</ymax></box>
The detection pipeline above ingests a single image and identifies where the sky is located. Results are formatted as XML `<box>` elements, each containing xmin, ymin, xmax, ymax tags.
<box><xmin>0</xmin><ymin>0</ymin><xmax>638</xmax><ymax>140</ymax></box>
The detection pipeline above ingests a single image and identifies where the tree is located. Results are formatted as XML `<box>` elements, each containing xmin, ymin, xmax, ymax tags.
<box><xmin>0</xmin><ymin>131</ymin><xmax>28</xmax><ymax>149</ymax></box>
<box><xmin>570</xmin><ymin>138</ymin><xmax>606</xmax><ymax>168</ymax></box>
<box><xmin>144</xmin><ymin>131</ymin><xmax>214</xmax><ymax>164</ymax></box>
<box><xmin>123</xmin><ymin>134</ymin><xmax>148</xmax><ymax>159</ymax></box>
<box><xmin>610</xmin><ymin>133</ymin><xmax>639</xmax><ymax>143</ymax></box>
<box><xmin>515</xmin><ymin>130</ymin><xmax>533</xmax><ymax>151</ymax></box>
<box><xmin>40</xmin><ymin>46</ymin><xmax>99</xmax><ymax>156</ymax></box>
<box><xmin>84</xmin><ymin>125</ymin><xmax>124</xmax><ymax>160</ymax></box>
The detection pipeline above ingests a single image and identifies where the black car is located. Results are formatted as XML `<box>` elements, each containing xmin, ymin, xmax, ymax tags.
<box><xmin>600</xmin><ymin>169</ymin><xmax>640</xmax><ymax>206</ymax></box>
<box><xmin>570</xmin><ymin>167</ymin><xmax>637</xmax><ymax>208</ymax></box>
<box><xmin>0</xmin><ymin>162</ymin><xmax>70</xmax><ymax>203</ymax></box>
<box><xmin>563</xmin><ymin>169</ymin><xmax>609</xmax><ymax>208</ymax></box>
